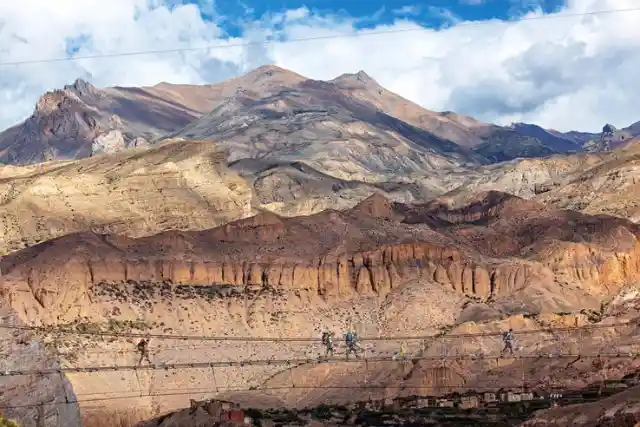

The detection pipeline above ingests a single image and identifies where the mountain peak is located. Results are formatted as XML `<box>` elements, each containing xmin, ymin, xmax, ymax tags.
<box><xmin>243</xmin><ymin>64</ymin><xmax>300</xmax><ymax>80</ymax></box>
<box><xmin>350</xmin><ymin>193</ymin><xmax>399</xmax><ymax>220</ymax></box>
<box><xmin>331</xmin><ymin>70</ymin><xmax>380</xmax><ymax>87</ymax></box>
<box><xmin>354</xmin><ymin>70</ymin><xmax>374</xmax><ymax>82</ymax></box>
<box><xmin>63</xmin><ymin>78</ymin><xmax>99</xmax><ymax>97</ymax></box>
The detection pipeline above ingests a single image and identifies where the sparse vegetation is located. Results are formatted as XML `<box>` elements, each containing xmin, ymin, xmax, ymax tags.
<box><xmin>0</xmin><ymin>417</ymin><xmax>20</xmax><ymax>427</ymax></box>
<box><xmin>581</xmin><ymin>301</ymin><xmax>609</xmax><ymax>323</ymax></box>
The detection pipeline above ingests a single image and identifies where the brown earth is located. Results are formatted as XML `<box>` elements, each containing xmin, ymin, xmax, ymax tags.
<box><xmin>439</xmin><ymin>139</ymin><xmax>640</xmax><ymax>222</ymax></box>
<box><xmin>4</xmin><ymin>137</ymin><xmax>640</xmax><ymax>260</ymax></box>
<box><xmin>0</xmin><ymin>138</ymin><xmax>444</xmax><ymax>257</ymax></box>
<box><xmin>0</xmin><ymin>64</ymin><xmax>599</xmax><ymax>168</ymax></box>
<box><xmin>536</xmin><ymin>139</ymin><xmax>640</xmax><ymax>222</ymax></box>
<box><xmin>1</xmin><ymin>192</ymin><xmax>640</xmax><ymax>422</ymax></box>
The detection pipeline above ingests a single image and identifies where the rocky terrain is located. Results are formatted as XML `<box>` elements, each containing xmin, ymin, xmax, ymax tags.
<box><xmin>0</xmin><ymin>302</ymin><xmax>81</xmax><ymax>427</ymax></box>
<box><xmin>2</xmin><ymin>65</ymin><xmax>640</xmax><ymax>427</ymax></box>
<box><xmin>1</xmin><ymin>192</ymin><xmax>640</xmax><ymax>425</ymax></box>
<box><xmin>1</xmin><ymin>65</ymin><xmax>629</xmax><ymax>167</ymax></box>
<box><xmin>3</xmin><ymin>131</ymin><xmax>640</xmax><ymax>260</ymax></box>
<box><xmin>0</xmin><ymin>137</ymin><xmax>453</xmax><ymax>257</ymax></box>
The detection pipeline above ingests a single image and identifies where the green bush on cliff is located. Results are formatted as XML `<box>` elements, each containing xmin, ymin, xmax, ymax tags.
<box><xmin>0</xmin><ymin>416</ymin><xmax>20</xmax><ymax>427</ymax></box>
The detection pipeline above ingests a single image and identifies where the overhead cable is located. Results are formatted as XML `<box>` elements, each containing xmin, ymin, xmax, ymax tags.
<box><xmin>0</xmin><ymin>7</ymin><xmax>639</xmax><ymax>67</ymax></box>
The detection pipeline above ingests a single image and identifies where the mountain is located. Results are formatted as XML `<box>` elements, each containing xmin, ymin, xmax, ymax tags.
<box><xmin>535</xmin><ymin>138</ymin><xmax>640</xmax><ymax>221</ymax></box>
<box><xmin>2</xmin><ymin>192</ymin><xmax>640</xmax><ymax>422</ymax></box>
<box><xmin>3</xmin><ymin>136</ymin><xmax>640</xmax><ymax>258</ymax></box>
<box><xmin>170</xmin><ymin>73</ymin><xmax>486</xmax><ymax>182</ymax></box>
<box><xmin>582</xmin><ymin>120</ymin><xmax>640</xmax><ymax>152</ymax></box>
<box><xmin>3</xmin><ymin>65</ymin><xmax>640</xmax><ymax>426</ymax></box>
<box><xmin>0</xmin><ymin>137</ymin><xmax>450</xmax><ymax>256</ymax></box>
<box><xmin>0</xmin><ymin>66</ymin><xmax>306</xmax><ymax>164</ymax></box>
<box><xmin>1</xmin><ymin>65</ymin><xmax>627</xmax><ymax>167</ymax></box>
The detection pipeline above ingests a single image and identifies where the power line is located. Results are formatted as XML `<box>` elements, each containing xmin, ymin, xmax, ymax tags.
<box><xmin>1</xmin><ymin>351</ymin><xmax>636</xmax><ymax>378</ymax></box>
<box><xmin>0</xmin><ymin>319</ymin><xmax>632</xmax><ymax>342</ymax></box>
<box><xmin>0</xmin><ymin>7</ymin><xmax>639</xmax><ymax>67</ymax></box>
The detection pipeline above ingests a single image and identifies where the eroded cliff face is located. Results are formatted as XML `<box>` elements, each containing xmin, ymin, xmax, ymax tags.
<box><xmin>4</xmin><ymin>237</ymin><xmax>639</xmax><ymax>325</ymax></box>
<box><xmin>2</xmin><ymin>192</ymin><xmax>640</xmax><ymax>324</ymax></box>
<box><xmin>29</xmin><ymin>243</ymin><xmax>533</xmax><ymax>299</ymax></box>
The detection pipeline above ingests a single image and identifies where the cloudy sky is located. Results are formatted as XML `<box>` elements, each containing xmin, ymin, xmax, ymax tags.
<box><xmin>0</xmin><ymin>0</ymin><xmax>639</xmax><ymax>132</ymax></box>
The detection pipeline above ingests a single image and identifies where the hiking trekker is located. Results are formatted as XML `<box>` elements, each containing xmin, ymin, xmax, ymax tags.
<box><xmin>137</xmin><ymin>338</ymin><xmax>152</xmax><ymax>366</ymax></box>
<box><xmin>501</xmin><ymin>329</ymin><xmax>514</xmax><ymax>356</ymax></box>
<box><xmin>321</xmin><ymin>331</ymin><xmax>334</xmax><ymax>359</ymax></box>
<box><xmin>345</xmin><ymin>331</ymin><xmax>359</xmax><ymax>360</ymax></box>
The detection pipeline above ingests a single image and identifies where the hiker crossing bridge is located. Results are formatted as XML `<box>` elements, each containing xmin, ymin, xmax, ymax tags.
<box><xmin>1</xmin><ymin>319</ymin><xmax>638</xmax><ymax>413</ymax></box>
<box><xmin>1</xmin><ymin>351</ymin><xmax>638</xmax><ymax>378</ymax></box>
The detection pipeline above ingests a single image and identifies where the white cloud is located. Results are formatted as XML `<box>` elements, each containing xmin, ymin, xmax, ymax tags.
<box><xmin>1</xmin><ymin>0</ymin><xmax>640</xmax><ymax>133</ymax></box>
<box><xmin>392</xmin><ymin>5</ymin><xmax>422</xmax><ymax>16</ymax></box>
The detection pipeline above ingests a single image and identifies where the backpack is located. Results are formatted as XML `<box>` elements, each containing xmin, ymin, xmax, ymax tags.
<box><xmin>137</xmin><ymin>340</ymin><xmax>146</xmax><ymax>351</ymax></box>
<box><xmin>503</xmin><ymin>332</ymin><xmax>512</xmax><ymax>342</ymax></box>
<box><xmin>322</xmin><ymin>332</ymin><xmax>329</xmax><ymax>345</ymax></box>
<box><xmin>346</xmin><ymin>332</ymin><xmax>354</xmax><ymax>344</ymax></box>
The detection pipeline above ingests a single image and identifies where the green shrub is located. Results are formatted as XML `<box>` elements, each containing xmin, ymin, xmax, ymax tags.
<box><xmin>0</xmin><ymin>416</ymin><xmax>20</xmax><ymax>427</ymax></box>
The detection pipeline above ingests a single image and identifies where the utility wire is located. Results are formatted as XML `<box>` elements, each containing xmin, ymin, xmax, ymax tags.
<box><xmin>1</xmin><ymin>351</ymin><xmax>637</xmax><ymax>378</ymax></box>
<box><xmin>0</xmin><ymin>319</ymin><xmax>632</xmax><ymax>342</ymax></box>
<box><xmin>0</xmin><ymin>7</ymin><xmax>639</xmax><ymax>67</ymax></box>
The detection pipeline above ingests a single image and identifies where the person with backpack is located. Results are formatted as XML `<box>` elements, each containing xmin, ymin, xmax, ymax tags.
<box><xmin>137</xmin><ymin>338</ymin><xmax>152</xmax><ymax>366</ymax></box>
<box><xmin>321</xmin><ymin>331</ymin><xmax>334</xmax><ymax>359</ymax></box>
<box><xmin>501</xmin><ymin>329</ymin><xmax>514</xmax><ymax>356</ymax></box>
<box><xmin>345</xmin><ymin>331</ymin><xmax>359</xmax><ymax>360</ymax></box>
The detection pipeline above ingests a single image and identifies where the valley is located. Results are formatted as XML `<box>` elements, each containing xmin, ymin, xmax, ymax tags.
<box><xmin>1</xmin><ymin>65</ymin><xmax>640</xmax><ymax>427</ymax></box>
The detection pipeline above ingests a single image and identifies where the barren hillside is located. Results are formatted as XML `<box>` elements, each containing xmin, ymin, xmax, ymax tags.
<box><xmin>0</xmin><ymin>138</ymin><xmax>450</xmax><ymax>256</ymax></box>
<box><xmin>535</xmin><ymin>139</ymin><xmax>640</xmax><ymax>221</ymax></box>
<box><xmin>0</xmin><ymin>65</ymin><xmax>609</xmax><ymax>167</ymax></box>
<box><xmin>1</xmin><ymin>193</ymin><xmax>640</xmax><ymax>421</ymax></box>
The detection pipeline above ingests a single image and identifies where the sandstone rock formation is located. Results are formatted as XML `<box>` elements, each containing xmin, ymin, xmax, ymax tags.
<box><xmin>2</xmin><ymin>191</ymin><xmax>639</xmax><ymax>323</ymax></box>
<box><xmin>0</xmin><ymin>303</ymin><xmax>81</xmax><ymax>427</ymax></box>
<box><xmin>2</xmin><ymin>192</ymin><xmax>640</xmax><ymax>419</ymax></box>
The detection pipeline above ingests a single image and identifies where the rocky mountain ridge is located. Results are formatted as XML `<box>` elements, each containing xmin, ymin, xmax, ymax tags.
<box><xmin>2</xmin><ymin>65</ymin><xmax>633</xmax><ymax>166</ymax></box>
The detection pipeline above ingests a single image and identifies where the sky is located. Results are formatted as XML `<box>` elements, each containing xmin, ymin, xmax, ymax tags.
<box><xmin>0</xmin><ymin>0</ymin><xmax>639</xmax><ymax>132</ymax></box>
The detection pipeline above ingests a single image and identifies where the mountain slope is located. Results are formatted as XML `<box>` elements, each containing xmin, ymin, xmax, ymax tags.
<box><xmin>0</xmin><ymin>66</ymin><xmax>306</xmax><ymax>164</ymax></box>
<box><xmin>535</xmin><ymin>139</ymin><xmax>640</xmax><ymax>221</ymax></box>
<box><xmin>1</xmin><ymin>64</ymin><xmax>620</xmax><ymax>167</ymax></box>
<box><xmin>0</xmin><ymin>137</ymin><xmax>448</xmax><ymax>256</ymax></box>
<box><xmin>172</xmin><ymin>76</ymin><xmax>486</xmax><ymax>182</ymax></box>
<box><xmin>2</xmin><ymin>192</ymin><xmax>640</xmax><ymax>418</ymax></box>
<box><xmin>329</xmin><ymin>71</ymin><xmax>491</xmax><ymax>148</ymax></box>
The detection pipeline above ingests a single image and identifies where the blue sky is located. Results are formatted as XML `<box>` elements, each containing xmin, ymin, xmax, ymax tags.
<box><xmin>194</xmin><ymin>0</ymin><xmax>567</xmax><ymax>35</ymax></box>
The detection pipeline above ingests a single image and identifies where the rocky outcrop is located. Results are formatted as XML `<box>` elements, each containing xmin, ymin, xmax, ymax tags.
<box><xmin>3</xmin><ymin>192</ymin><xmax>640</xmax><ymax>321</ymax></box>
<box><xmin>0</xmin><ymin>303</ymin><xmax>81</xmax><ymax>427</ymax></box>
<box><xmin>79</xmin><ymin>243</ymin><xmax>532</xmax><ymax>298</ymax></box>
